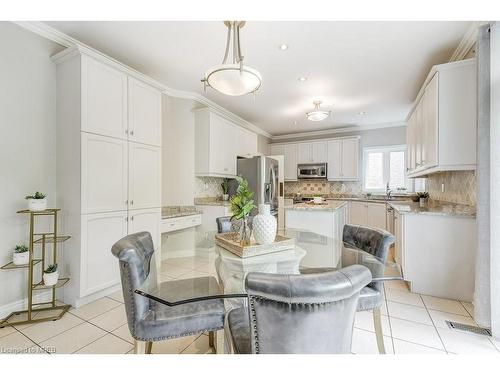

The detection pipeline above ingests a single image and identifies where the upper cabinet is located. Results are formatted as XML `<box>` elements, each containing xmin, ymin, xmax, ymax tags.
<box><xmin>327</xmin><ymin>137</ymin><xmax>359</xmax><ymax>181</ymax></box>
<box><xmin>195</xmin><ymin>108</ymin><xmax>258</xmax><ymax>178</ymax></box>
<box><xmin>81</xmin><ymin>55</ymin><xmax>128</xmax><ymax>140</ymax></box>
<box><xmin>297</xmin><ymin>141</ymin><xmax>327</xmax><ymax>164</ymax></box>
<box><xmin>406</xmin><ymin>59</ymin><xmax>476</xmax><ymax>177</ymax></box>
<box><xmin>128</xmin><ymin>77</ymin><xmax>162</xmax><ymax>147</ymax></box>
<box><xmin>269</xmin><ymin>137</ymin><xmax>359</xmax><ymax>182</ymax></box>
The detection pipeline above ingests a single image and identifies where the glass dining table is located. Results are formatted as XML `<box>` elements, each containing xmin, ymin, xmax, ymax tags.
<box><xmin>135</xmin><ymin>228</ymin><xmax>402</xmax><ymax>308</ymax></box>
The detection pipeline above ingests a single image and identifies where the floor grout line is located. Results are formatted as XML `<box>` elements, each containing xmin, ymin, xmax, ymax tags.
<box><xmin>420</xmin><ymin>294</ymin><xmax>449</xmax><ymax>354</ymax></box>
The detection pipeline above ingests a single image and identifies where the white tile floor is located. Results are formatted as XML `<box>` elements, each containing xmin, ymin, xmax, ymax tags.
<box><xmin>1</xmin><ymin>254</ymin><xmax>499</xmax><ymax>354</ymax></box>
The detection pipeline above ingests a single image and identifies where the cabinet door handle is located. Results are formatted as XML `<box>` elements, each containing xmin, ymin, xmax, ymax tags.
<box><xmin>131</xmin><ymin>216</ymin><xmax>134</xmax><ymax>221</ymax></box>
<box><xmin>125</xmin><ymin>129</ymin><xmax>128</xmax><ymax>135</ymax></box>
<box><xmin>131</xmin><ymin>200</ymin><xmax>134</xmax><ymax>205</ymax></box>
<box><xmin>125</xmin><ymin>200</ymin><xmax>128</xmax><ymax>205</ymax></box>
<box><xmin>125</xmin><ymin>217</ymin><xmax>128</xmax><ymax>222</ymax></box>
<box><xmin>130</xmin><ymin>130</ymin><xmax>135</xmax><ymax>136</ymax></box>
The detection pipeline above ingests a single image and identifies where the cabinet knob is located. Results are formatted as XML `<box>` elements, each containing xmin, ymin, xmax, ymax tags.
<box><xmin>130</xmin><ymin>130</ymin><xmax>135</xmax><ymax>136</ymax></box>
<box><xmin>131</xmin><ymin>216</ymin><xmax>134</xmax><ymax>221</ymax></box>
<box><xmin>125</xmin><ymin>129</ymin><xmax>128</xmax><ymax>135</ymax></box>
<box><xmin>131</xmin><ymin>200</ymin><xmax>134</xmax><ymax>205</ymax></box>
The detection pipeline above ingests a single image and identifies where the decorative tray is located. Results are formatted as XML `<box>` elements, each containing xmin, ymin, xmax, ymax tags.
<box><xmin>215</xmin><ymin>232</ymin><xmax>295</xmax><ymax>258</ymax></box>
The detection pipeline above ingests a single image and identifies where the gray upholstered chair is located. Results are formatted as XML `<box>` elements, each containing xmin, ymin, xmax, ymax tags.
<box><xmin>216</xmin><ymin>216</ymin><xmax>233</xmax><ymax>233</ymax></box>
<box><xmin>226</xmin><ymin>265</ymin><xmax>372</xmax><ymax>354</ymax></box>
<box><xmin>111</xmin><ymin>231</ymin><xmax>225</xmax><ymax>354</ymax></box>
<box><xmin>343</xmin><ymin>224</ymin><xmax>395</xmax><ymax>354</ymax></box>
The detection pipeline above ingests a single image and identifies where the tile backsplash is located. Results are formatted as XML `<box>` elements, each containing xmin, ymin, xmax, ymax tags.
<box><xmin>284</xmin><ymin>180</ymin><xmax>363</xmax><ymax>197</ymax></box>
<box><xmin>426</xmin><ymin>170</ymin><xmax>476</xmax><ymax>206</ymax></box>
<box><xmin>194</xmin><ymin>176</ymin><xmax>224</xmax><ymax>198</ymax></box>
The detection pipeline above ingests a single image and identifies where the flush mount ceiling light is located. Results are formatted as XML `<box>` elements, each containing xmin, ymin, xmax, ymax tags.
<box><xmin>306</xmin><ymin>101</ymin><xmax>330</xmax><ymax>122</ymax></box>
<box><xmin>201</xmin><ymin>21</ymin><xmax>262</xmax><ymax>96</ymax></box>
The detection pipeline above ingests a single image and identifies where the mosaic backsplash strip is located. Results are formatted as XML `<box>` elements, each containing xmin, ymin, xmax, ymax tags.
<box><xmin>194</xmin><ymin>176</ymin><xmax>224</xmax><ymax>198</ymax></box>
<box><xmin>284</xmin><ymin>180</ymin><xmax>363</xmax><ymax>197</ymax></box>
<box><xmin>426</xmin><ymin>170</ymin><xmax>476</xmax><ymax>206</ymax></box>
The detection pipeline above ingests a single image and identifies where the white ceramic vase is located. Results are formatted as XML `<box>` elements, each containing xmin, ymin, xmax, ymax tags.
<box><xmin>13</xmin><ymin>251</ymin><xmax>29</xmax><ymax>265</ymax></box>
<box><xmin>43</xmin><ymin>271</ymin><xmax>59</xmax><ymax>286</ymax></box>
<box><xmin>28</xmin><ymin>198</ymin><xmax>47</xmax><ymax>211</ymax></box>
<box><xmin>253</xmin><ymin>204</ymin><xmax>277</xmax><ymax>245</ymax></box>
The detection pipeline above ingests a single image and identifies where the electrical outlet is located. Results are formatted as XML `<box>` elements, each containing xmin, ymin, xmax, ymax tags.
<box><xmin>441</xmin><ymin>183</ymin><xmax>445</xmax><ymax>193</ymax></box>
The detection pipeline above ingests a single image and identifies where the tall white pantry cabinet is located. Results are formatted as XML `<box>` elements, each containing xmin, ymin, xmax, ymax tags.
<box><xmin>53</xmin><ymin>46</ymin><xmax>162</xmax><ymax>307</ymax></box>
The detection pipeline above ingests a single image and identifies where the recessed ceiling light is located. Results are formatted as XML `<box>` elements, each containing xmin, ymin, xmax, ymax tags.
<box><xmin>298</xmin><ymin>77</ymin><xmax>307</xmax><ymax>82</ymax></box>
<box><xmin>279</xmin><ymin>44</ymin><xmax>289</xmax><ymax>50</ymax></box>
<box><xmin>358</xmin><ymin>111</ymin><xmax>367</xmax><ymax>115</ymax></box>
<box><xmin>293</xmin><ymin>121</ymin><xmax>298</xmax><ymax>125</ymax></box>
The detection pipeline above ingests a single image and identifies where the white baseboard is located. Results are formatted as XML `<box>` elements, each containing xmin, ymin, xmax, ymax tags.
<box><xmin>0</xmin><ymin>291</ymin><xmax>53</xmax><ymax>319</ymax></box>
<box><xmin>72</xmin><ymin>284</ymin><xmax>122</xmax><ymax>308</ymax></box>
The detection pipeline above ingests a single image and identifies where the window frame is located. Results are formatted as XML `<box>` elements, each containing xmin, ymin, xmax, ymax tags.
<box><xmin>362</xmin><ymin>144</ymin><xmax>410</xmax><ymax>193</ymax></box>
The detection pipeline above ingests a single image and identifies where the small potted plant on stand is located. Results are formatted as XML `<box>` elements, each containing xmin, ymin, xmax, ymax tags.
<box><xmin>43</xmin><ymin>263</ymin><xmax>59</xmax><ymax>286</ymax></box>
<box><xmin>25</xmin><ymin>192</ymin><xmax>47</xmax><ymax>211</ymax></box>
<box><xmin>221</xmin><ymin>178</ymin><xmax>230</xmax><ymax>201</ymax></box>
<box><xmin>13</xmin><ymin>245</ymin><xmax>29</xmax><ymax>265</ymax></box>
<box><xmin>230</xmin><ymin>176</ymin><xmax>256</xmax><ymax>246</ymax></box>
<box><xmin>417</xmin><ymin>192</ymin><xmax>429</xmax><ymax>207</ymax></box>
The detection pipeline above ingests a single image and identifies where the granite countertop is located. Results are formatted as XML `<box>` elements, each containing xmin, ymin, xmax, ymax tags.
<box><xmin>388</xmin><ymin>201</ymin><xmax>476</xmax><ymax>217</ymax></box>
<box><xmin>326</xmin><ymin>197</ymin><xmax>413</xmax><ymax>204</ymax></box>
<box><xmin>162</xmin><ymin>206</ymin><xmax>202</xmax><ymax>219</ymax></box>
<box><xmin>284</xmin><ymin>200</ymin><xmax>348</xmax><ymax>212</ymax></box>
<box><xmin>194</xmin><ymin>197</ymin><xmax>231</xmax><ymax>207</ymax></box>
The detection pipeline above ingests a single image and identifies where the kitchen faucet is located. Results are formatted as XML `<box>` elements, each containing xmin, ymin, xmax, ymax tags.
<box><xmin>386</xmin><ymin>182</ymin><xmax>392</xmax><ymax>199</ymax></box>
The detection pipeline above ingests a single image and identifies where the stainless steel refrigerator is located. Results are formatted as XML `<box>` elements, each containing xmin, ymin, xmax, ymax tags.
<box><xmin>236</xmin><ymin>156</ymin><xmax>279</xmax><ymax>218</ymax></box>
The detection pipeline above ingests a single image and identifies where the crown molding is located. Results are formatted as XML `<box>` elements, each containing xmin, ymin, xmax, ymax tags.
<box><xmin>270</xmin><ymin>121</ymin><xmax>406</xmax><ymax>141</ymax></box>
<box><xmin>449</xmin><ymin>21</ymin><xmax>488</xmax><ymax>62</ymax></box>
<box><xmin>15</xmin><ymin>21</ymin><xmax>272</xmax><ymax>139</ymax></box>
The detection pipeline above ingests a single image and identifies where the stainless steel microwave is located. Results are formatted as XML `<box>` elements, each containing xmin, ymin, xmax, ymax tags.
<box><xmin>297</xmin><ymin>163</ymin><xmax>327</xmax><ymax>179</ymax></box>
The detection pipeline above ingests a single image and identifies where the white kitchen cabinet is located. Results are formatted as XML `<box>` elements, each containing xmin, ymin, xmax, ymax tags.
<box><xmin>237</xmin><ymin>126</ymin><xmax>258</xmax><ymax>158</ymax></box>
<box><xmin>327</xmin><ymin>137</ymin><xmax>359</xmax><ymax>181</ymax></box>
<box><xmin>80</xmin><ymin>211</ymin><xmax>128</xmax><ymax>297</ymax></box>
<box><xmin>81</xmin><ymin>55</ymin><xmax>128</xmax><ymax>140</ymax></box>
<box><xmin>195</xmin><ymin>108</ymin><xmax>256</xmax><ymax>177</ymax></box>
<box><xmin>422</xmin><ymin>73</ymin><xmax>438</xmax><ymax>169</ymax></box>
<box><xmin>348</xmin><ymin>201</ymin><xmax>386</xmax><ymax>230</ymax></box>
<box><xmin>269</xmin><ymin>144</ymin><xmax>283</xmax><ymax>156</ymax></box>
<box><xmin>348</xmin><ymin>201</ymin><xmax>367</xmax><ymax>226</ymax></box>
<box><xmin>394</xmin><ymin>211</ymin><xmax>404</xmax><ymax>269</ymax></box>
<box><xmin>366</xmin><ymin>202</ymin><xmax>387</xmax><ymax>230</ymax></box>
<box><xmin>285</xmin><ymin>204</ymin><xmax>346</xmax><ymax>240</ymax></box>
<box><xmin>196</xmin><ymin>205</ymin><xmax>232</xmax><ymax>232</ymax></box>
<box><xmin>54</xmin><ymin>47</ymin><xmax>162</xmax><ymax>307</ymax></box>
<box><xmin>298</xmin><ymin>142</ymin><xmax>327</xmax><ymax>163</ymax></box>
<box><xmin>81</xmin><ymin>133</ymin><xmax>128</xmax><ymax>214</ymax></box>
<box><xmin>129</xmin><ymin>208</ymin><xmax>161</xmax><ymax>252</ymax></box>
<box><xmin>161</xmin><ymin>214</ymin><xmax>202</xmax><ymax>234</ymax></box>
<box><xmin>284</xmin><ymin>144</ymin><xmax>298</xmax><ymax>181</ymax></box>
<box><xmin>406</xmin><ymin>59</ymin><xmax>476</xmax><ymax>177</ymax></box>
<box><xmin>127</xmin><ymin>77</ymin><xmax>162</xmax><ymax>147</ymax></box>
<box><xmin>129</xmin><ymin>142</ymin><xmax>162</xmax><ymax>210</ymax></box>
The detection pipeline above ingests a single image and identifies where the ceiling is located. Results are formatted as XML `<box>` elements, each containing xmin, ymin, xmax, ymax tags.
<box><xmin>45</xmin><ymin>21</ymin><xmax>471</xmax><ymax>136</ymax></box>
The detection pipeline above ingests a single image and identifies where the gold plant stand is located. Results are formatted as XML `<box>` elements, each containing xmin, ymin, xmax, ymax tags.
<box><xmin>0</xmin><ymin>208</ymin><xmax>71</xmax><ymax>328</ymax></box>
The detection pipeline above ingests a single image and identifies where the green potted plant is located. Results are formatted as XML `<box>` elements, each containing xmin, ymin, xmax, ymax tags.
<box><xmin>417</xmin><ymin>192</ymin><xmax>429</xmax><ymax>207</ymax></box>
<box><xmin>43</xmin><ymin>263</ymin><xmax>59</xmax><ymax>286</ymax></box>
<box><xmin>25</xmin><ymin>191</ymin><xmax>47</xmax><ymax>211</ymax></box>
<box><xmin>221</xmin><ymin>178</ymin><xmax>230</xmax><ymax>201</ymax></box>
<box><xmin>13</xmin><ymin>244</ymin><xmax>29</xmax><ymax>265</ymax></box>
<box><xmin>230</xmin><ymin>176</ymin><xmax>256</xmax><ymax>245</ymax></box>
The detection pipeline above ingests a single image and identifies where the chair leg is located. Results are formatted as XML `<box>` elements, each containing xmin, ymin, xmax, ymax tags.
<box><xmin>372</xmin><ymin>308</ymin><xmax>386</xmax><ymax>354</ymax></box>
<box><xmin>209</xmin><ymin>331</ymin><xmax>215</xmax><ymax>347</ymax></box>
<box><xmin>146</xmin><ymin>341</ymin><xmax>153</xmax><ymax>354</ymax></box>
<box><xmin>134</xmin><ymin>340</ymin><xmax>147</xmax><ymax>354</ymax></box>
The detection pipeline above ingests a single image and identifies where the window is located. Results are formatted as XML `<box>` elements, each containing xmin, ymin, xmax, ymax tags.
<box><xmin>363</xmin><ymin>145</ymin><xmax>409</xmax><ymax>192</ymax></box>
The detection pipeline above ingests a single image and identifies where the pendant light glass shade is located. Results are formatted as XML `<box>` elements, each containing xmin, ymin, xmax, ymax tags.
<box><xmin>202</xmin><ymin>21</ymin><xmax>262</xmax><ymax>96</ymax></box>
<box><xmin>306</xmin><ymin>101</ymin><xmax>330</xmax><ymax>121</ymax></box>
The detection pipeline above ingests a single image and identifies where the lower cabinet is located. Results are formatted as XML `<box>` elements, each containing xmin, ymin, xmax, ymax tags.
<box><xmin>128</xmin><ymin>208</ymin><xmax>161</xmax><ymax>251</ymax></box>
<box><xmin>80</xmin><ymin>211</ymin><xmax>128</xmax><ymax>297</ymax></box>
<box><xmin>196</xmin><ymin>205</ymin><xmax>232</xmax><ymax>232</ymax></box>
<box><xmin>348</xmin><ymin>201</ymin><xmax>387</xmax><ymax>231</ymax></box>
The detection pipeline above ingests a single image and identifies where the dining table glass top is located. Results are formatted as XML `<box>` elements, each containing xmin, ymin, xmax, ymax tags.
<box><xmin>135</xmin><ymin>228</ymin><xmax>402</xmax><ymax>306</ymax></box>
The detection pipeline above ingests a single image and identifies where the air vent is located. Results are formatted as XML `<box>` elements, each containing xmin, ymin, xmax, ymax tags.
<box><xmin>446</xmin><ymin>321</ymin><xmax>492</xmax><ymax>336</ymax></box>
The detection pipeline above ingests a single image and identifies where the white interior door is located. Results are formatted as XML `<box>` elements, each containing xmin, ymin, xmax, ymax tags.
<box><xmin>129</xmin><ymin>142</ymin><xmax>161</xmax><ymax>210</ymax></box>
<box><xmin>81</xmin><ymin>55</ymin><xmax>127</xmax><ymax>139</ymax></box>
<box><xmin>81</xmin><ymin>211</ymin><xmax>127</xmax><ymax>296</ymax></box>
<box><xmin>128</xmin><ymin>77</ymin><xmax>162</xmax><ymax>147</ymax></box>
<box><xmin>81</xmin><ymin>133</ymin><xmax>128</xmax><ymax>214</ymax></box>
<box><xmin>327</xmin><ymin>139</ymin><xmax>342</xmax><ymax>180</ymax></box>
<box><xmin>341</xmin><ymin>138</ymin><xmax>359</xmax><ymax>179</ymax></box>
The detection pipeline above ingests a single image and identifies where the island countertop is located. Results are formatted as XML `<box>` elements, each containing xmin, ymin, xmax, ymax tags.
<box><xmin>388</xmin><ymin>201</ymin><xmax>476</xmax><ymax>217</ymax></box>
<box><xmin>284</xmin><ymin>200</ymin><xmax>348</xmax><ymax>211</ymax></box>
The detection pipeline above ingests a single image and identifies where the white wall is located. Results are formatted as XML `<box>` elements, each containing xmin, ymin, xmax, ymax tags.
<box><xmin>0</xmin><ymin>22</ymin><xmax>64</xmax><ymax>314</ymax></box>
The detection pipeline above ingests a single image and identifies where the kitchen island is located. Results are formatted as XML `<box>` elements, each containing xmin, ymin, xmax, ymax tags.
<box><xmin>284</xmin><ymin>201</ymin><xmax>348</xmax><ymax>240</ymax></box>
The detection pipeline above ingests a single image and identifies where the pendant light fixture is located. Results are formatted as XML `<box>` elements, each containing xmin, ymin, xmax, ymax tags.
<box><xmin>306</xmin><ymin>101</ymin><xmax>331</xmax><ymax>121</ymax></box>
<box><xmin>201</xmin><ymin>21</ymin><xmax>262</xmax><ymax>96</ymax></box>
